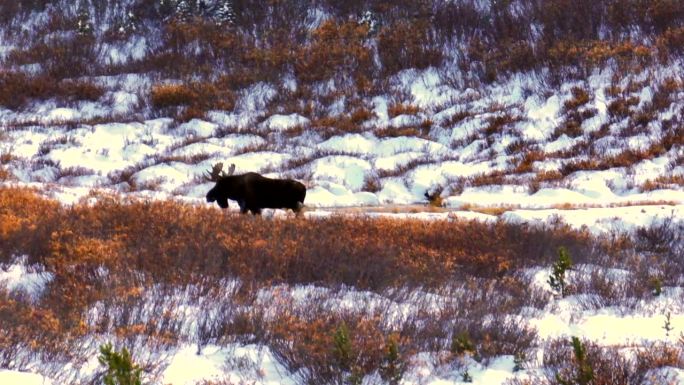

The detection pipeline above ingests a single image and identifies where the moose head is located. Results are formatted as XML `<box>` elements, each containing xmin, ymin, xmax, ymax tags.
<box><xmin>204</xmin><ymin>162</ymin><xmax>235</xmax><ymax>209</ymax></box>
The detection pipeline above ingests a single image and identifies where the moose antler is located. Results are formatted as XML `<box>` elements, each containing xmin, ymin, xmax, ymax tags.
<box><xmin>205</xmin><ymin>162</ymin><xmax>236</xmax><ymax>182</ymax></box>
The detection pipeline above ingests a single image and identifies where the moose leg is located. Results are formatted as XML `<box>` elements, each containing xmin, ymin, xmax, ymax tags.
<box><xmin>292</xmin><ymin>202</ymin><xmax>305</xmax><ymax>217</ymax></box>
<box><xmin>237</xmin><ymin>200</ymin><xmax>248</xmax><ymax>214</ymax></box>
<box><xmin>249</xmin><ymin>207</ymin><xmax>262</xmax><ymax>215</ymax></box>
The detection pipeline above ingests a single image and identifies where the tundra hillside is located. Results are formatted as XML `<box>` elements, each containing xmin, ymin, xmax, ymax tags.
<box><xmin>0</xmin><ymin>0</ymin><xmax>682</xmax><ymax>207</ymax></box>
<box><xmin>1</xmin><ymin>187</ymin><xmax>683</xmax><ymax>384</ymax></box>
<box><xmin>1</xmin><ymin>1</ymin><xmax>684</xmax><ymax>384</ymax></box>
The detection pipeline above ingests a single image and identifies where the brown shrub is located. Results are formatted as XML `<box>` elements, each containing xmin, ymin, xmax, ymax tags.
<box><xmin>374</xmin><ymin>126</ymin><xmax>426</xmax><ymax>139</ymax></box>
<box><xmin>150</xmin><ymin>84</ymin><xmax>198</xmax><ymax>109</ymax></box>
<box><xmin>564</xmin><ymin>87</ymin><xmax>591</xmax><ymax>111</ymax></box>
<box><xmin>607</xmin><ymin>96</ymin><xmax>640</xmax><ymax>120</ymax></box>
<box><xmin>387</xmin><ymin>103</ymin><xmax>420</xmax><ymax>118</ymax></box>
<box><xmin>269</xmin><ymin>314</ymin><xmax>389</xmax><ymax>384</ymax></box>
<box><xmin>641</xmin><ymin>175</ymin><xmax>684</xmax><ymax>192</ymax></box>
<box><xmin>533</xmin><ymin>170</ymin><xmax>564</xmax><ymax>183</ymax></box>
<box><xmin>0</xmin><ymin>72</ymin><xmax>104</xmax><ymax>110</ymax></box>
<box><xmin>378</xmin><ymin>20</ymin><xmax>443</xmax><ymax>75</ymax></box>
<box><xmin>0</xmin><ymin>187</ymin><xmax>599</xmax><ymax>289</ymax></box>
<box><xmin>542</xmin><ymin>338</ymin><xmax>683</xmax><ymax>385</ymax></box>
<box><xmin>295</xmin><ymin>20</ymin><xmax>372</xmax><ymax>85</ymax></box>
<box><xmin>468</xmin><ymin>170</ymin><xmax>508</xmax><ymax>187</ymax></box>
<box><xmin>150</xmin><ymin>81</ymin><xmax>235</xmax><ymax>120</ymax></box>
<box><xmin>59</xmin><ymin>80</ymin><xmax>105</xmax><ymax>102</ymax></box>
<box><xmin>0</xmin><ymin>167</ymin><xmax>10</xmax><ymax>181</ymax></box>
<box><xmin>350</xmin><ymin>107</ymin><xmax>376</xmax><ymax>125</ymax></box>
<box><xmin>514</xmin><ymin>151</ymin><xmax>546</xmax><ymax>174</ymax></box>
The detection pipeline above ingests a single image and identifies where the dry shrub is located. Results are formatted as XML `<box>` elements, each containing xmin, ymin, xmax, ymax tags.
<box><xmin>513</xmin><ymin>151</ymin><xmax>546</xmax><ymax>174</ymax></box>
<box><xmin>484</xmin><ymin>113</ymin><xmax>520</xmax><ymax>137</ymax></box>
<box><xmin>641</xmin><ymin>175</ymin><xmax>684</xmax><ymax>192</ymax></box>
<box><xmin>150</xmin><ymin>84</ymin><xmax>198</xmax><ymax>109</ymax></box>
<box><xmin>374</xmin><ymin>126</ymin><xmax>426</xmax><ymax>139</ymax></box>
<box><xmin>449</xmin><ymin>316</ymin><xmax>537</xmax><ymax>364</ymax></box>
<box><xmin>312</xmin><ymin>115</ymin><xmax>364</xmax><ymax>137</ymax></box>
<box><xmin>350</xmin><ymin>107</ymin><xmax>375</xmax><ymax>124</ymax></box>
<box><xmin>0</xmin><ymin>187</ymin><xmax>61</xmax><ymax>263</ymax></box>
<box><xmin>0</xmin><ymin>289</ymin><xmax>66</xmax><ymax>368</ymax></box>
<box><xmin>0</xmin><ymin>71</ymin><xmax>104</xmax><ymax>110</ymax></box>
<box><xmin>362</xmin><ymin>174</ymin><xmax>382</xmax><ymax>193</ymax></box>
<box><xmin>295</xmin><ymin>20</ymin><xmax>372</xmax><ymax>85</ymax></box>
<box><xmin>657</xmin><ymin>26</ymin><xmax>684</xmax><ymax>59</ymax></box>
<box><xmin>387</xmin><ymin>103</ymin><xmax>420</xmax><ymax>118</ymax></box>
<box><xmin>378</xmin><ymin>19</ymin><xmax>443</xmax><ymax>75</ymax></box>
<box><xmin>150</xmin><ymin>81</ymin><xmax>235</xmax><ymax>121</ymax></box>
<box><xmin>269</xmin><ymin>313</ymin><xmax>390</xmax><ymax>384</ymax></box>
<box><xmin>607</xmin><ymin>96</ymin><xmax>640</xmax><ymax>120</ymax></box>
<box><xmin>59</xmin><ymin>80</ymin><xmax>105</xmax><ymax>102</ymax></box>
<box><xmin>500</xmin><ymin>40</ymin><xmax>537</xmax><ymax>74</ymax></box>
<box><xmin>8</xmin><ymin>32</ymin><xmax>99</xmax><ymax>79</ymax></box>
<box><xmin>564</xmin><ymin>87</ymin><xmax>591</xmax><ymax>111</ymax></box>
<box><xmin>533</xmin><ymin>170</ymin><xmax>564</xmax><ymax>184</ymax></box>
<box><xmin>542</xmin><ymin>338</ymin><xmax>683</xmax><ymax>385</ymax></box>
<box><xmin>468</xmin><ymin>170</ymin><xmax>508</xmax><ymax>187</ymax></box>
<box><xmin>505</xmin><ymin>139</ymin><xmax>537</xmax><ymax>156</ymax></box>
<box><xmin>0</xmin><ymin>187</ymin><xmax>599</xmax><ymax>290</ymax></box>
<box><xmin>0</xmin><ymin>167</ymin><xmax>11</xmax><ymax>181</ymax></box>
<box><xmin>559</xmin><ymin>147</ymin><xmax>662</xmax><ymax>175</ymax></box>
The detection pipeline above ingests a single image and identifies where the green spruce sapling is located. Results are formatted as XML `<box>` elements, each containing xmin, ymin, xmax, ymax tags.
<box><xmin>98</xmin><ymin>343</ymin><xmax>143</xmax><ymax>385</ymax></box>
<box><xmin>548</xmin><ymin>246</ymin><xmax>573</xmax><ymax>297</ymax></box>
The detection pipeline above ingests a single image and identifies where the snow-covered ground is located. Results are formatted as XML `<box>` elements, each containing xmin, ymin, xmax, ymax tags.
<box><xmin>2</xmin><ymin>33</ymin><xmax>684</xmax><ymax>385</ymax></box>
<box><xmin>2</xmin><ymin>66</ymin><xmax>683</xmax><ymax>216</ymax></box>
<box><xmin>2</xmin><ymin>250</ymin><xmax>684</xmax><ymax>384</ymax></box>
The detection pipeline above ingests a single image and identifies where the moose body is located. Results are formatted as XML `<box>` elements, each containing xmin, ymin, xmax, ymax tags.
<box><xmin>205</xmin><ymin>164</ymin><xmax>306</xmax><ymax>215</ymax></box>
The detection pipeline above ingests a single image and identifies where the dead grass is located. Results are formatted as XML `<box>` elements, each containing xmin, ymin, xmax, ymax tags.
<box><xmin>0</xmin><ymin>186</ymin><xmax>682</xmax><ymax>381</ymax></box>
<box><xmin>458</xmin><ymin>203</ymin><xmax>520</xmax><ymax>216</ymax></box>
<box><xmin>641</xmin><ymin>175</ymin><xmax>684</xmax><ymax>192</ymax></box>
<box><xmin>550</xmin><ymin>200</ymin><xmax>680</xmax><ymax>210</ymax></box>
<box><xmin>387</xmin><ymin>103</ymin><xmax>420</xmax><ymax>118</ymax></box>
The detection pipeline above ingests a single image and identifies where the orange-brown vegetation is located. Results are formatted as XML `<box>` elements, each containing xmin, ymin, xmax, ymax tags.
<box><xmin>513</xmin><ymin>151</ymin><xmax>546</xmax><ymax>174</ymax></box>
<box><xmin>387</xmin><ymin>103</ymin><xmax>420</xmax><ymax>119</ymax></box>
<box><xmin>1</xmin><ymin>186</ymin><xmax>683</xmax><ymax>378</ymax></box>
<box><xmin>537</xmin><ymin>339</ymin><xmax>684</xmax><ymax>385</ymax></box>
<box><xmin>150</xmin><ymin>81</ymin><xmax>235</xmax><ymax>121</ymax></box>
<box><xmin>563</xmin><ymin>87</ymin><xmax>591</xmax><ymax>111</ymax></box>
<box><xmin>295</xmin><ymin>20</ymin><xmax>373</xmax><ymax>85</ymax></box>
<box><xmin>0</xmin><ymin>71</ymin><xmax>104</xmax><ymax>110</ymax></box>
<box><xmin>0</xmin><ymin>185</ymin><xmax>597</xmax><ymax>306</ymax></box>
<box><xmin>641</xmin><ymin>175</ymin><xmax>684</xmax><ymax>192</ymax></box>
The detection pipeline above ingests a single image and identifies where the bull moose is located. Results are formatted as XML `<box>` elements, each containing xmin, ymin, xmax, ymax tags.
<box><xmin>205</xmin><ymin>163</ymin><xmax>306</xmax><ymax>215</ymax></box>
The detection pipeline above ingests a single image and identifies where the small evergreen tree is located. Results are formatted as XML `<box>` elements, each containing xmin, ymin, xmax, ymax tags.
<box><xmin>663</xmin><ymin>311</ymin><xmax>674</xmax><ymax>338</ymax></box>
<box><xmin>358</xmin><ymin>10</ymin><xmax>380</xmax><ymax>35</ymax></box>
<box><xmin>461</xmin><ymin>369</ymin><xmax>473</xmax><ymax>383</ymax></box>
<box><xmin>332</xmin><ymin>323</ymin><xmax>361</xmax><ymax>385</ymax></box>
<box><xmin>76</xmin><ymin>1</ymin><xmax>94</xmax><ymax>36</ymax></box>
<box><xmin>175</xmin><ymin>0</ymin><xmax>193</xmax><ymax>22</ymax></box>
<box><xmin>159</xmin><ymin>0</ymin><xmax>178</xmax><ymax>19</ymax></box>
<box><xmin>556</xmin><ymin>337</ymin><xmax>594</xmax><ymax>385</ymax></box>
<box><xmin>450</xmin><ymin>331</ymin><xmax>475</xmax><ymax>356</ymax></box>
<box><xmin>379</xmin><ymin>335</ymin><xmax>405</xmax><ymax>385</ymax></box>
<box><xmin>215</xmin><ymin>0</ymin><xmax>236</xmax><ymax>26</ymax></box>
<box><xmin>116</xmin><ymin>9</ymin><xmax>139</xmax><ymax>35</ymax></box>
<box><xmin>548</xmin><ymin>246</ymin><xmax>573</xmax><ymax>297</ymax></box>
<box><xmin>98</xmin><ymin>343</ymin><xmax>143</xmax><ymax>385</ymax></box>
<box><xmin>513</xmin><ymin>351</ymin><xmax>526</xmax><ymax>372</ymax></box>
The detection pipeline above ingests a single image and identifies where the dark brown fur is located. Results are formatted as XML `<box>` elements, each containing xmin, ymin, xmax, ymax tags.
<box><xmin>206</xmin><ymin>172</ymin><xmax>306</xmax><ymax>215</ymax></box>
